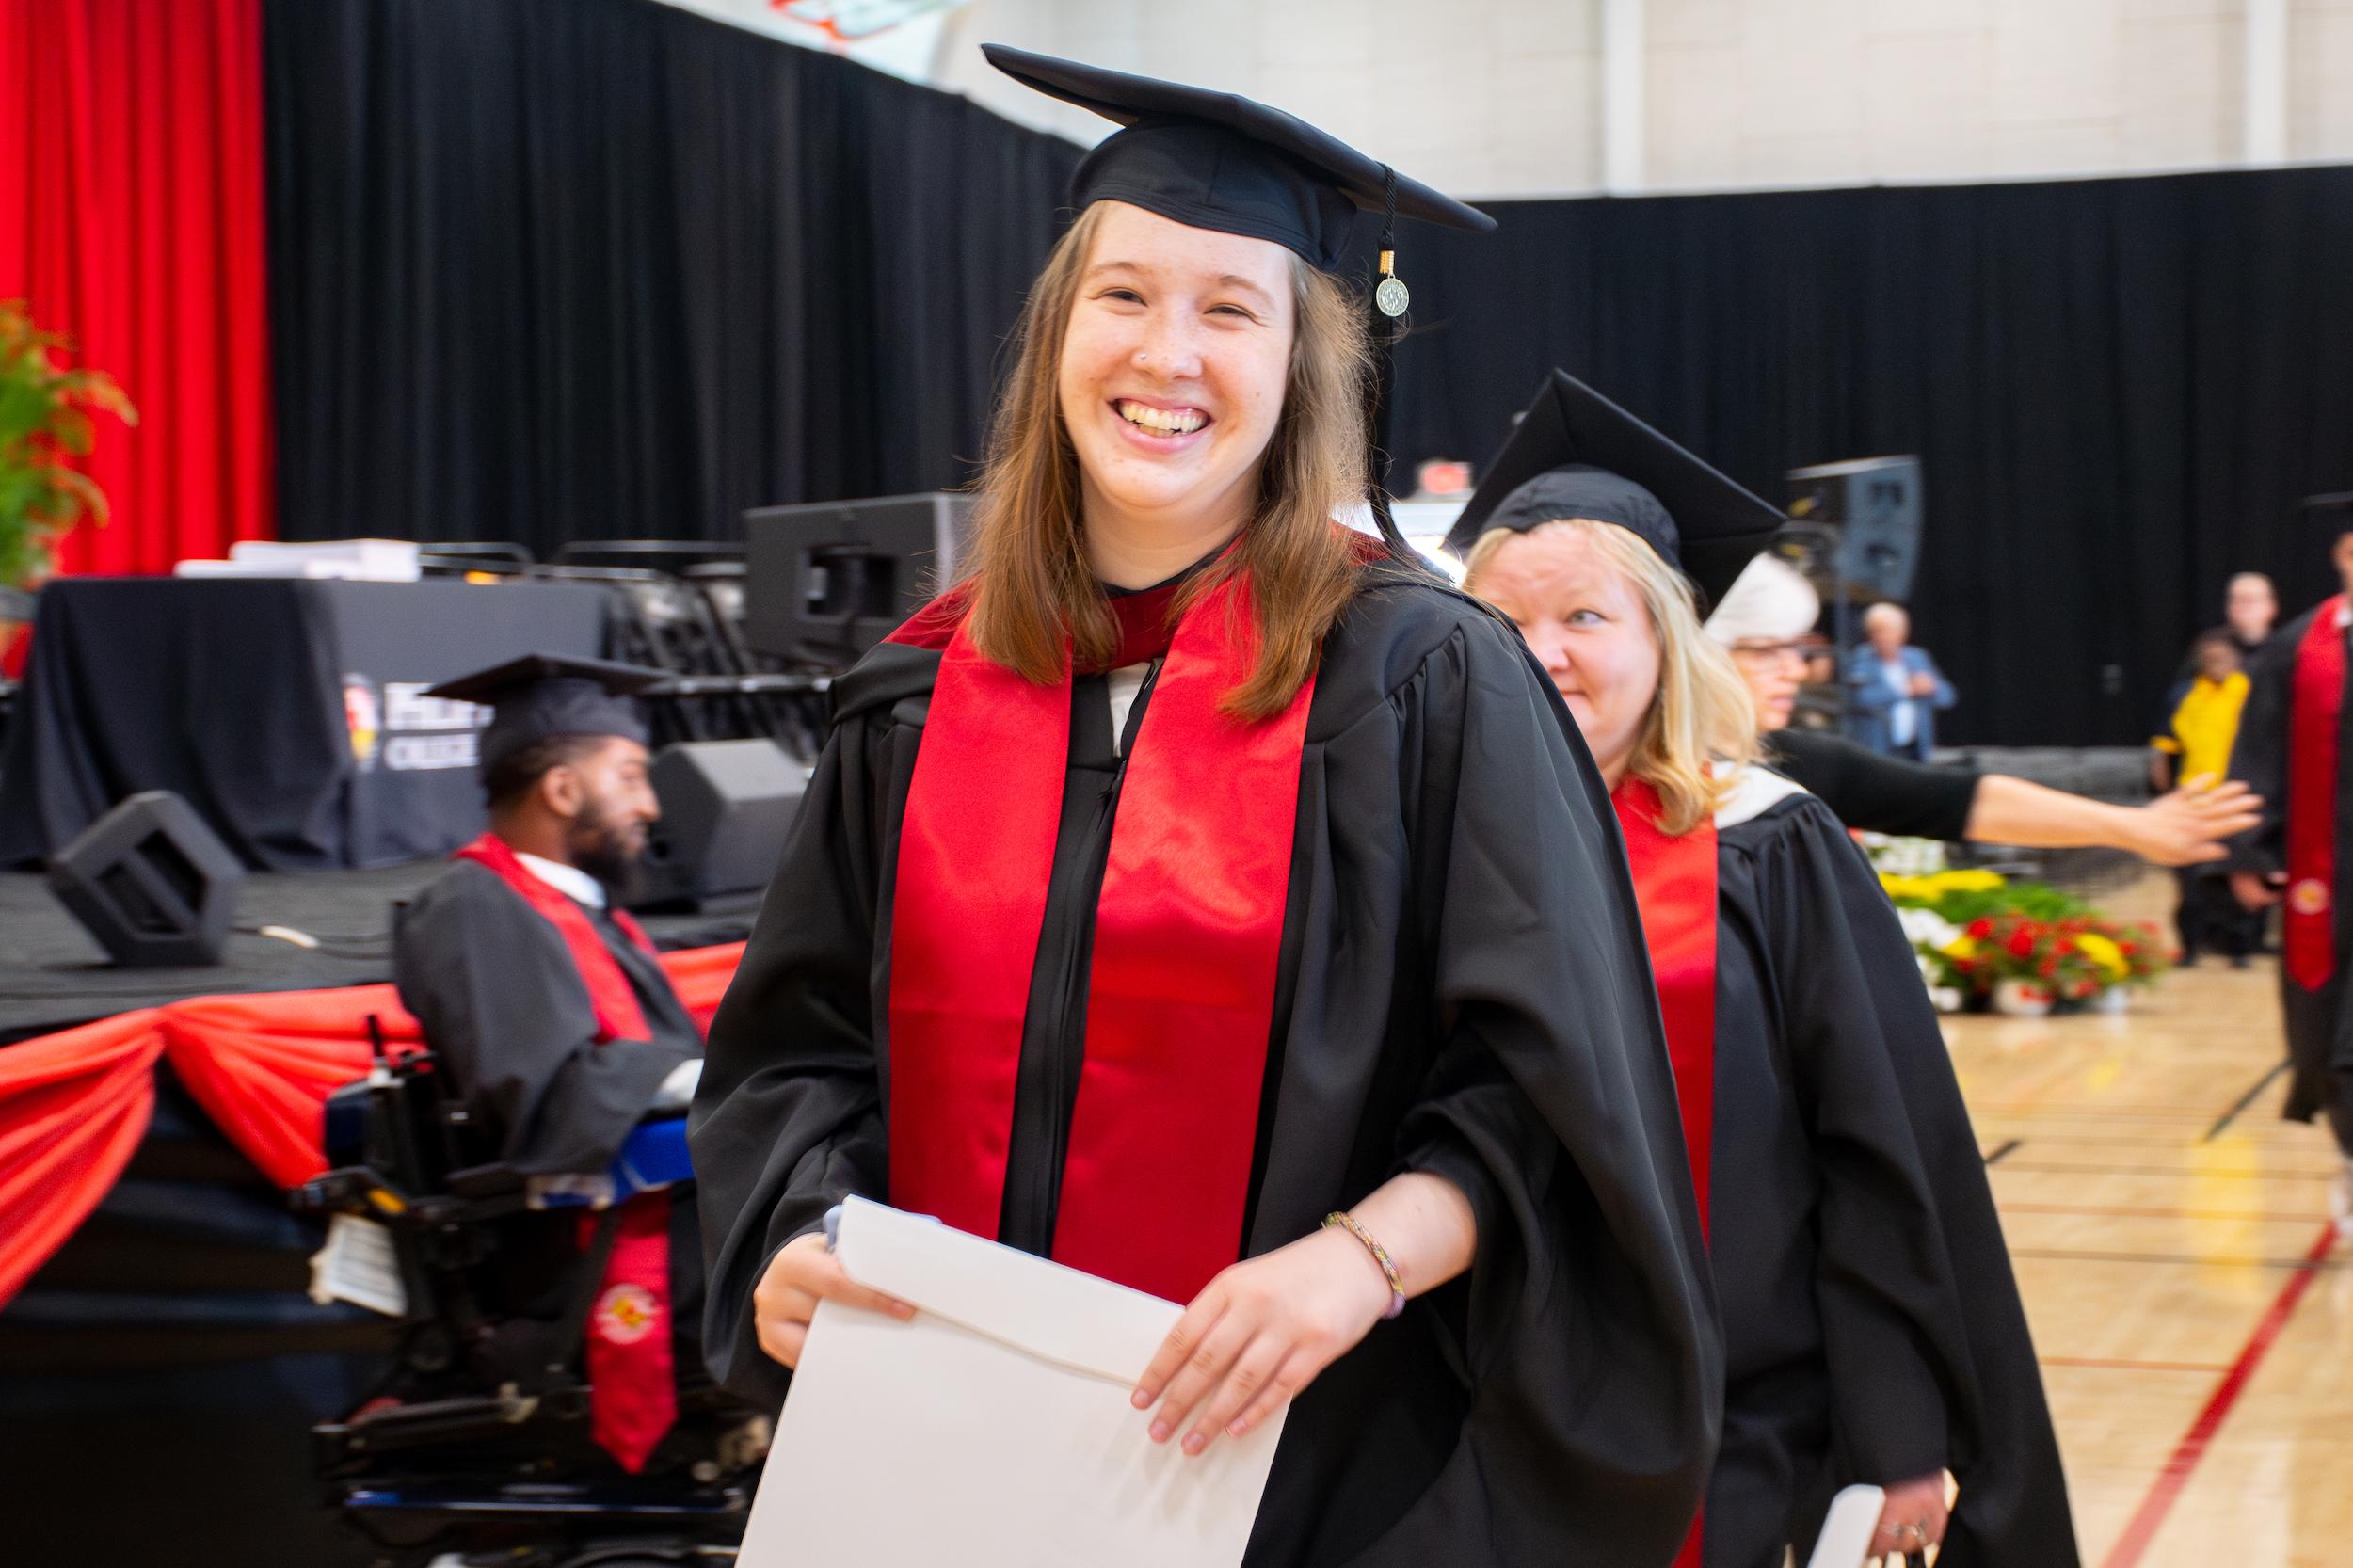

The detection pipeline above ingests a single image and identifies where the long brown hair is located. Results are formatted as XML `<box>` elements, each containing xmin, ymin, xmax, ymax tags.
<box><xmin>961</xmin><ymin>203</ymin><xmax>1374</xmax><ymax>720</ymax></box>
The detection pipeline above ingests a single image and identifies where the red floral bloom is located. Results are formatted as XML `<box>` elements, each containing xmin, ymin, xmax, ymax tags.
<box><xmin>2007</xmin><ymin>929</ymin><xmax>2037</xmax><ymax>959</ymax></box>
<box><xmin>1967</xmin><ymin>918</ymin><xmax>1994</xmax><ymax>939</ymax></box>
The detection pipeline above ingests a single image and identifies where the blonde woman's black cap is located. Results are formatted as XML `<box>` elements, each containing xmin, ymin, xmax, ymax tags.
<box><xmin>1446</xmin><ymin>370</ymin><xmax>1785</xmax><ymax>609</ymax></box>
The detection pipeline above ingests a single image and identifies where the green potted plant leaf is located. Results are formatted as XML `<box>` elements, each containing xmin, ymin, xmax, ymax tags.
<box><xmin>0</xmin><ymin>300</ymin><xmax>137</xmax><ymax>639</ymax></box>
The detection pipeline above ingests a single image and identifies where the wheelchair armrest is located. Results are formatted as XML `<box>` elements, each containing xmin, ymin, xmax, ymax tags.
<box><xmin>510</xmin><ymin>1113</ymin><xmax>694</xmax><ymax>1211</ymax></box>
<box><xmin>611</xmin><ymin>1112</ymin><xmax>692</xmax><ymax>1197</ymax></box>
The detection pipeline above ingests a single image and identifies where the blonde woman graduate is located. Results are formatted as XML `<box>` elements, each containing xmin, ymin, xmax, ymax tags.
<box><xmin>1457</xmin><ymin>371</ymin><xmax>2075</xmax><ymax>1568</ymax></box>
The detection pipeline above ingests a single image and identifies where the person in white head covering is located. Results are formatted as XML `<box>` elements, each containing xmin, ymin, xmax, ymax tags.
<box><xmin>1706</xmin><ymin>556</ymin><xmax>2260</xmax><ymax>862</ymax></box>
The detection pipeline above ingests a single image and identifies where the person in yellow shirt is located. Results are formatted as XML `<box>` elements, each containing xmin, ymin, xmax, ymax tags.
<box><xmin>2153</xmin><ymin>632</ymin><xmax>2256</xmax><ymax>965</ymax></box>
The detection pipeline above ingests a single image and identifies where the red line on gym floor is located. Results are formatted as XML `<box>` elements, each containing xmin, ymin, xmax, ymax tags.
<box><xmin>2097</xmin><ymin>1223</ymin><xmax>2338</xmax><ymax>1568</ymax></box>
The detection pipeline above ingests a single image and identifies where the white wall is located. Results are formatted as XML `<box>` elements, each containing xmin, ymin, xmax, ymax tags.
<box><xmin>921</xmin><ymin>0</ymin><xmax>2353</xmax><ymax>196</ymax></box>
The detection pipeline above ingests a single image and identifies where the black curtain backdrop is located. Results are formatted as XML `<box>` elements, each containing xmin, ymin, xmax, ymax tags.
<box><xmin>265</xmin><ymin>1</ymin><xmax>2353</xmax><ymax>744</ymax></box>
<box><xmin>264</xmin><ymin>0</ymin><xmax>1078</xmax><ymax>560</ymax></box>
<box><xmin>1385</xmin><ymin>168</ymin><xmax>2353</xmax><ymax>745</ymax></box>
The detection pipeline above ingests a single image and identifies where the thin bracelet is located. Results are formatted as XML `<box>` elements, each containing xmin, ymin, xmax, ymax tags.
<box><xmin>1323</xmin><ymin>1210</ymin><xmax>1408</xmax><ymax>1320</ymax></box>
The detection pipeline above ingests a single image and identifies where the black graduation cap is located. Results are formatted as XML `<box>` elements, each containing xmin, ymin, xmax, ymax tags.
<box><xmin>1445</xmin><ymin>371</ymin><xmax>1785</xmax><ymax>609</ymax></box>
<box><xmin>984</xmin><ymin>46</ymin><xmax>1496</xmax><ymax>562</ymax></box>
<box><xmin>982</xmin><ymin>44</ymin><xmax>1494</xmax><ymax>277</ymax></box>
<box><xmin>424</xmin><ymin>653</ymin><xmax>667</xmax><ymax>776</ymax></box>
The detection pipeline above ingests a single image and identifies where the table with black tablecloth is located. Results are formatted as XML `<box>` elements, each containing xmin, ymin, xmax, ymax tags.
<box><xmin>0</xmin><ymin>578</ymin><xmax>610</xmax><ymax>871</ymax></box>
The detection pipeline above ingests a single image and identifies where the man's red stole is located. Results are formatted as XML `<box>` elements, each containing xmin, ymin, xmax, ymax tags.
<box><xmin>451</xmin><ymin>832</ymin><xmax>676</xmax><ymax>1474</ymax></box>
<box><xmin>1611</xmin><ymin>777</ymin><xmax>1720</xmax><ymax>1568</ymax></box>
<box><xmin>454</xmin><ymin>834</ymin><xmax>658</xmax><ymax>1041</ymax></box>
<box><xmin>2287</xmin><ymin>597</ymin><xmax>2346</xmax><ymax>991</ymax></box>
<box><xmin>885</xmin><ymin>571</ymin><xmax>1312</xmax><ymax>1305</ymax></box>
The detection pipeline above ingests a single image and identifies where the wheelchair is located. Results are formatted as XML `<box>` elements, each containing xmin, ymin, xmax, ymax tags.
<box><xmin>293</xmin><ymin>1039</ymin><xmax>767</xmax><ymax>1568</ymax></box>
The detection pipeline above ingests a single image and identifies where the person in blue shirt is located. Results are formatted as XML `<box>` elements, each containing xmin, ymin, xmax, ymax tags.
<box><xmin>1845</xmin><ymin>601</ymin><xmax>1955</xmax><ymax>758</ymax></box>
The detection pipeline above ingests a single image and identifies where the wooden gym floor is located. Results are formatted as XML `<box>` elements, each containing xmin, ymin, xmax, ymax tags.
<box><xmin>1953</xmin><ymin>875</ymin><xmax>2351</xmax><ymax>1568</ymax></box>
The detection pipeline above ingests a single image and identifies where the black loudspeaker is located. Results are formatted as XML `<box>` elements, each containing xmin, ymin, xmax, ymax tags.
<box><xmin>742</xmin><ymin>491</ymin><xmax>973</xmax><ymax>668</ymax></box>
<box><xmin>48</xmin><ymin>791</ymin><xmax>246</xmax><ymax>967</ymax></box>
<box><xmin>1787</xmin><ymin>456</ymin><xmax>1924</xmax><ymax>602</ymax></box>
<box><xmin>631</xmin><ymin>740</ymin><xmax>808</xmax><ymax>913</ymax></box>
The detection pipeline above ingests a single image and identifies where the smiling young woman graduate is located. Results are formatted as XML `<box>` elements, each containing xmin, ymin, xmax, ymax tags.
<box><xmin>689</xmin><ymin>49</ymin><xmax>1721</xmax><ymax>1568</ymax></box>
<box><xmin>1457</xmin><ymin>372</ymin><xmax>2076</xmax><ymax>1568</ymax></box>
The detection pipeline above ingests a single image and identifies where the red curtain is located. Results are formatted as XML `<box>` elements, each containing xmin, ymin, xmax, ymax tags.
<box><xmin>0</xmin><ymin>943</ymin><xmax>747</xmax><ymax>1311</ymax></box>
<box><xmin>0</xmin><ymin>0</ymin><xmax>276</xmax><ymax>585</ymax></box>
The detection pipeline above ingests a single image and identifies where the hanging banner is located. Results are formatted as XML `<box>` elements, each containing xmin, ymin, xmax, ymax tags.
<box><xmin>646</xmin><ymin>0</ymin><xmax>974</xmax><ymax>85</ymax></box>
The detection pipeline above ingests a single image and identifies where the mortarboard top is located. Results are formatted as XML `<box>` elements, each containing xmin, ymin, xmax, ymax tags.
<box><xmin>1445</xmin><ymin>370</ymin><xmax>1786</xmax><ymax>610</ymax></box>
<box><xmin>2299</xmin><ymin>492</ymin><xmax>2353</xmax><ymax>537</ymax></box>
<box><xmin>424</xmin><ymin>653</ymin><xmax>668</xmax><ymax>776</ymax></box>
<box><xmin>982</xmin><ymin>44</ymin><xmax>1495</xmax><ymax>275</ymax></box>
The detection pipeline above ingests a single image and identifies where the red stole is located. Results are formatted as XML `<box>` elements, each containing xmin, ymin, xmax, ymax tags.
<box><xmin>450</xmin><ymin>833</ymin><xmax>675</xmax><ymax>1473</ymax></box>
<box><xmin>1611</xmin><ymin>777</ymin><xmax>1720</xmax><ymax>1568</ymax></box>
<box><xmin>453</xmin><ymin>834</ymin><xmax>658</xmax><ymax>1040</ymax></box>
<box><xmin>2287</xmin><ymin>597</ymin><xmax>2345</xmax><ymax>991</ymax></box>
<box><xmin>885</xmin><ymin>571</ymin><xmax>1312</xmax><ymax>1304</ymax></box>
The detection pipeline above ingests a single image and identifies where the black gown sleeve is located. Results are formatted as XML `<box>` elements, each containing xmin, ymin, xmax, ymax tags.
<box><xmin>688</xmin><ymin>709</ymin><xmax>894</xmax><ymax>1411</ymax></box>
<box><xmin>1368</xmin><ymin>612</ymin><xmax>1723</xmax><ymax>1568</ymax></box>
<box><xmin>2226</xmin><ymin>615</ymin><xmax>2299</xmax><ymax>875</ymax></box>
<box><xmin>1768</xmin><ymin>727</ymin><xmax>1981</xmax><ymax>841</ymax></box>
<box><xmin>392</xmin><ymin>864</ymin><xmax>692</xmax><ymax>1177</ymax></box>
<box><xmin>1750</xmin><ymin>799</ymin><xmax>2076</xmax><ymax>1565</ymax></box>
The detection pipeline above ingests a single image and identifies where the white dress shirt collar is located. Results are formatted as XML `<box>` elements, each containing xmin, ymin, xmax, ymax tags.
<box><xmin>514</xmin><ymin>849</ymin><xmax>607</xmax><ymax>909</ymax></box>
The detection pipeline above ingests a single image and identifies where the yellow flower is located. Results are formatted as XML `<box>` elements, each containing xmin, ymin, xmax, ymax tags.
<box><xmin>2074</xmin><ymin>932</ymin><xmax>2130</xmax><ymax>980</ymax></box>
<box><xmin>1880</xmin><ymin>868</ymin><xmax>2006</xmax><ymax>904</ymax></box>
<box><xmin>1939</xmin><ymin>935</ymin><xmax>1979</xmax><ymax>960</ymax></box>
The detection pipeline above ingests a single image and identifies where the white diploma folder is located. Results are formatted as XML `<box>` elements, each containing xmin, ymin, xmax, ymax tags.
<box><xmin>736</xmin><ymin>1195</ymin><xmax>1287</xmax><ymax>1568</ymax></box>
<box><xmin>1804</xmin><ymin>1484</ymin><xmax>1888</xmax><ymax>1568</ymax></box>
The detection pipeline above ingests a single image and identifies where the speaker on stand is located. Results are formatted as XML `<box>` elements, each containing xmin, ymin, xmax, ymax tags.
<box><xmin>1787</xmin><ymin>456</ymin><xmax>1927</xmax><ymax>733</ymax></box>
<box><xmin>628</xmin><ymin>740</ymin><xmax>808</xmax><ymax>916</ymax></box>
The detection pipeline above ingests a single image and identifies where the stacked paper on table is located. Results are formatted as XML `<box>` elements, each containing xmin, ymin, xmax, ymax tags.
<box><xmin>737</xmin><ymin>1195</ymin><xmax>1285</xmax><ymax>1568</ymax></box>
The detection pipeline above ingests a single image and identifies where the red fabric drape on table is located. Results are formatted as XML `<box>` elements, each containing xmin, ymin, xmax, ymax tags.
<box><xmin>0</xmin><ymin>942</ymin><xmax>744</xmax><ymax>1311</ymax></box>
<box><xmin>0</xmin><ymin>0</ymin><xmax>275</xmax><ymax>582</ymax></box>
<box><xmin>0</xmin><ymin>1011</ymin><xmax>165</xmax><ymax>1308</ymax></box>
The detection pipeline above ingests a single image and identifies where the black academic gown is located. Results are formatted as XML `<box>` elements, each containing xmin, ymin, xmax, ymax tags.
<box><xmin>1705</xmin><ymin>772</ymin><xmax>2075</xmax><ymax>1568</ymax></box>
<box><xmin>692</xmin><ymin>569</ymin><xmax>1722</xmax><ymax>1568</ymax></box>
<box><xmin>2228</xmin><ymin>605</ymin><xmax>2353</xmax><ymax>1151</ymax></box>
<box><xmin>395</xmin><ymin>859</ymin><xmax>703</xmax><ymax>1177</ymax></box>
<box><xmin>395</xmin><ymin>859</ymin><xmax>709</xmax><ymax>1359</ymax></box>
<box><xmin>1766</xmin><ymin>726</ymin><xmax>1981</xmax><ymax>843</ymax></box>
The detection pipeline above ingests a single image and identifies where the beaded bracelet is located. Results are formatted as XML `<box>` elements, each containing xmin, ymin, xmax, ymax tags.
<box><xmin>1323</xmin><ymin>1210</ymin><xmax>1408</xmax><ymax>1320</ymax></box>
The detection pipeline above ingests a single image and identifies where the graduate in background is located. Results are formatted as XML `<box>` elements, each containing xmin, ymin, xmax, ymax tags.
<box><xmin>2150</xmin><ymin>632</ymin><xmax>2257</xmax><ymax>966</ymax></box>
<box><xmin>2229</xmin><ymin>518</ymin><xmax>2353</xmax><ymax>1225</ymax></box>
<box><xmin>692</xmin><ymin>51</ymin><xmax>1719</xmax><ymax>1567</ymax></box>
<box><xmin>1708</xmin><ymin>554</ymin><xmax>2262</xmax><ymax>861</ymax></box>
<box><xmin>394</xmin><ymin>652</ymin><xmax>706</xmax><ymax>1473</ymax></box>
<box><xmin>1456</xmin><ymin>371</ymin><xmax>2076</xmax><ymax>1568</ymax></box>
<box><xmin>397</xmin><ymin>653</ymin><xmax>702</xmax><ymax>1176</ymax></box>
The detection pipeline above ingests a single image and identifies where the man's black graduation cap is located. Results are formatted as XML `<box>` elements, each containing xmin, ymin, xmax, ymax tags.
<box><xmin>424</xmin><ymin>654</ymin><xmax>667</xmax><ymax>776</ymax></box>
<box><xmin>982</xmin><ymin>44</ymin><xmax>1496</xmax><ymax>271</ymax></box>
<box><xmin>1445</xmin><ymin>371</ymin><xmax>1786</xmax><ymax>609</ymax></box>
